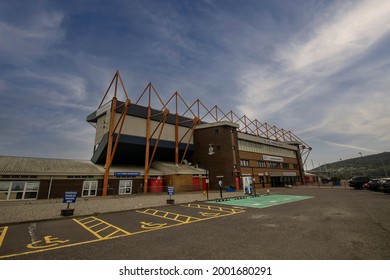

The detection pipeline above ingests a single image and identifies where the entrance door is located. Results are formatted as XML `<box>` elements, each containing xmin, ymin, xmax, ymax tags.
<box><xmin>271</xmin><ymin>177</ymin><xmax>283</xmax><ymax>187</ymax></box>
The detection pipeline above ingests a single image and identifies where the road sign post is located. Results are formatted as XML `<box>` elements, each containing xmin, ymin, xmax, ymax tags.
<box><xmin>61</xmin><ymin>191</ymin><xmax>77</xmax><ymax>216</ymax></box>
<box><xmin>167</xmin><ymin>186</ymin><xmax>174</xmax><ymax>204</ymax></box>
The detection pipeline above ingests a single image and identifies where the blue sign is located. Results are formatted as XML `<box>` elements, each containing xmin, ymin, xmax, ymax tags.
<box><xmin>167</xmin><ymin>186</ymin><xmax>174</xmax><ymax>195</ymax></box>
<box><xmin>114</xmin><ymin>172</ymin><xmax>141</xmax><ymax>177</ymax></box>
<box><xmin>63</xmin><ymin>191</ymin><xmax>77</xmax><ymax>203</ymax></box>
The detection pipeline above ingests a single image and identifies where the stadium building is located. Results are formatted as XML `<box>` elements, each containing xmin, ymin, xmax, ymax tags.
<box><xmin>0</xmin><ymin>72</ymin><xmax>311</xmax><ymax>200</ymax></box>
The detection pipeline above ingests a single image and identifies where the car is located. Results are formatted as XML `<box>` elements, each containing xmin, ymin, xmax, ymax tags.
<box><xmin>378</xmin><ymin>178</ymin><xmax>390</xmax><ymax>193</ymax></box>
<box><xmin>348</xmin><ymin>176</ymin><xmax>370</xmax><ymax>190</ymax></box>
<box><xmin>367</xmin><ymin>178</ymin><xmax>382</xmax><ymax>191</ymax></box>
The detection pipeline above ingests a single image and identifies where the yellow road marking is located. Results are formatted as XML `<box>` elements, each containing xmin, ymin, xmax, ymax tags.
<box><xmin>136</xmin><ymin>209</ymin><xmax>200</xmax><ymax>223</ymax></box>
<box><xmin>199</xmin><ymin>212</ymin><xmax>220</xmax><ymax>217</ymax></box>
<box><xmin>73</xmin><ymin>216</ymin><xmax>130</xmax><ymax>239</ymax></box>
<box><xmin>27</xmin><ymin>236</ymin><xmax>70</xmax><ymax>249</ymax></box>
<box><xmin>0</xmin><ymin>205</ymin><xmax>245</xmax><ymax>259</ymax></box>
<box><xmin>140</xmin><ymin>222</ymin><xmax>167</xmax><ymax>229</ymax></box>
<box><xmin>0</xmin><ymin>226</ymin><xmax>8</xmax><ymax>247</ymax></box>
<box><xmin>184</xmin><ymin>203</ymin><xmax>245</xmax><ymax>213</ymax></box>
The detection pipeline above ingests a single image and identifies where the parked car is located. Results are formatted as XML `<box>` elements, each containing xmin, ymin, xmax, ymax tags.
<box><xmin>378</xmin><ymin>178</ymin><xmax>390</xmax><ymax>193</ymax></box>
<box><xmin>348</xmin><ymin>176</ymin><xmax>370</xmax><ymax>190</ymax></box>
<box><xmin>367</xmin><ymin>178</ymin><xmax>382</xmax><ymax>191</ymax></box>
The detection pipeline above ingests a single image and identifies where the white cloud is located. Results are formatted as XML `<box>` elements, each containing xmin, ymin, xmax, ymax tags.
<box><xmin>280</xmin><ymin>0</ymin><xmax>390</xmax><ymax>72</ymax></box>
<box><xmin>237</xmin><ymin>0</ymin><xmax>390</xmax><ymax>134</ymax></box>
<box><xmin>0</xmin><ymin>11</ymin><xmax>64</xmax><ymax>64</ymax></box>
<box><xmin>321</xmin><ymin>140</ymin><xmax>379</xmax><ymax>153</ymax></box>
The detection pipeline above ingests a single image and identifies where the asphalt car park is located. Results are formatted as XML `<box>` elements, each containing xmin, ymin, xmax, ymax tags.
<box><xmin>0</xmin><ymin>202</ymin><xmax>246</xmax><ymax>259</ymax></box>
<box><xmin>0</xmin><ymin>188</ymin><xmax>389</xmax><ymax>260</ymax></box>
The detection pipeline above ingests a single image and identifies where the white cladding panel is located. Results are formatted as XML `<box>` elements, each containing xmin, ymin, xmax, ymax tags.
<box><xmin>113</xmin><ymin>114</ymin><xmax>193</xmax><ymax>143</ymax></box>
<box><xmin>94</xmin><ymin>111</ymin><xmax>110</xmax><ymax>146</ymax></box>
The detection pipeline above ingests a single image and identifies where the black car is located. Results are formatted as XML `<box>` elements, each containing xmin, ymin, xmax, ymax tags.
<box><xmin>378</xmin><ymin>178</ymin><xmax>390</xmax><ymax>193</ymax></box>
<box><xmin>367</xmin><ymin>178</ymin><xmax>381</xmax><ymax>191</ymax></box>
<box><xmin>348</xmin><ymin>176</ymin><xmax>370</xmax><ymax>190</ymax></box>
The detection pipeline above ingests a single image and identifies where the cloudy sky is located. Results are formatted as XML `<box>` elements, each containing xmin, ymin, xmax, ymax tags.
<box><xmin>1</xmin><ymin>0</ymin><xmax>389</xmax><ymax>168</ymax></box>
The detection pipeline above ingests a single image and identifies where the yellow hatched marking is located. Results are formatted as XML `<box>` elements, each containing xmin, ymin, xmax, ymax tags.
<box><xmin>0</xmin><ymin>226</ymin><xmax>8</xmax><ymax>247</ymax></box>
<box><xmin>136</xmin><ymin>209</ymin><xmax>200</xmax><ymax>223</ymax></box>
<box><xmin>77</xmin><ymin>217</ymin><xmax>98</xmax><ymax>225</ymax></box>
<box><xmin>184</xmin><ymin>203</ymin><xmax>245</xmax><ymax>214</ymax></box>
<box><xmin>73</xmin><ymin>216</ymin><xmax>130</xmax><ymax>239</ymax></box>
<box><xmin>105</xmin><ymin>229</ymin><xmax>125</xmax><ymax>238</ymax></box>
<box><xmin>95</xmin><ymin>225</ymin><xmax>111</xmax><ymax>233</ymax></box>
<box><xmin>89</xmin><ymin>222</ymin><xmax>104</xmax><ymax>228</ymax></box>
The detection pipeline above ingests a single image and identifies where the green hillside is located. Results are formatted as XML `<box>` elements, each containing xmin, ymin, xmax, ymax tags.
<box><xmin>310</xmin><ymin>152</ymin><xmax>390</xmax><ymax>179</ymax></box>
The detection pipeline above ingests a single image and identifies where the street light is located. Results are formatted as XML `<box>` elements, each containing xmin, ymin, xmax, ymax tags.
<box><xmin>380</xmin><ymin>158</ymin><xmax>388</xmax><ymax>177</ymax></box>
<box><xmin>358</xmin><ymin>152</ymin><xmax>366</xmax><ymax>176</ymax></box>
<box><xmin>207</xmin><ymin>144</ymin><xmax>215</xmax><ymax>200</ymax></box>
<box><xmin>251</xmin><ymin>167</ymin><xmax>257</xmax><ymax>197</ymax></box>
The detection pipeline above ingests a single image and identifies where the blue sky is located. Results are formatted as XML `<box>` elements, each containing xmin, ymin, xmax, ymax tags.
<box><xmin>0</xmin><ymin>0</ymin><xmax>389</xmax><ymax>169</ymax></box>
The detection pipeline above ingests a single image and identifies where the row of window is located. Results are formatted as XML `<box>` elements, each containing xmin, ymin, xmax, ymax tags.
<box><xmin>240</xmin><ymin>160</ymin><xmax>299</xmax><ymax>170</ymax></box>
<box><xmin>0</xmin><ymin>181</ymin><xmax>39</xmax><ymax>200</ymax></box>
<box><xmin>238</xmin><ymin>140</ymin><xmax>296</xmax><ymax>158</ymax></box>
<box><xmin>0</xmin><ymin>180</ymin><xmax>134</xmax><ymax>201</ymax></box>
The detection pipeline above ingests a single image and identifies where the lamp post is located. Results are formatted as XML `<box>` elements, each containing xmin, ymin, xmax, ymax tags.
<box><xmin>205</xmin><ymin>168</ymin><xmax>209</xmax><ymax>200</ymax></box>
<box><xmin>380</xmin><ymin>158</ymin><xmax>388</xmax><ymax>177</ymax></box>
<box><xmin>218</xmin><ymin>178</ymin><xmax>223</xmax><ymax>199</ymax></box>
<box><xmin>359</xmin><ymin>152</ymin><xmax>366</xmax><ymax>176</ymax></box>
<box><xmin>208</xmin><ymin>143</ymin><xmax>215</xmax><ymax>199</ymax></box>
<box><xmin>251</xmin><ymin>167</ymin><xmax>257</xmax><ymax>197</ymax></box>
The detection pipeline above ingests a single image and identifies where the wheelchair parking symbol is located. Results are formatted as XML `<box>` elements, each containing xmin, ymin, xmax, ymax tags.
<box><xmin>27</xmin><ymin>235</ymin><xmax>70</xmax><ymax>249</ymax></box>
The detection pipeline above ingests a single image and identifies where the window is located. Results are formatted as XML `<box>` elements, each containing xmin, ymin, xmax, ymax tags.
<box><xmin>238</xmin><ymin>140</ymin><xmax>296</xmax><ymax>158</ymax></box>
<box><xmin>0</xmin><ymin>181</ymin><xmax>39</xmax><ymax>200</ymax></box>
<box><xmin>240</xmin><ymin>160</ymin><xmax>250</xmax><ymax>167</ymax></box>
<box><xmin>282</xmin><ymin>163</ymin><xmax>290</xmax><ymax>169</ymax></box>
<box><xmin>119</xmin><ymin>180</ymin><xmax>132</xmax><ymax>195</ymax></box>
<box><xmin>257</xmin><ymin>161</ymin><xmax>266</xmax><ymax>168</ymax></box>
<box><xmin>82</xmin><ymin>181</ymin><xmax>98</xmax><ymax>197</ymax></box>
<box><xmin>268</xmin><ymin>162</ymin><xmax>281</xmax><ymax>169</ymax></box>
<box><xmin>293</xmin><ymin>164</ymin><xmax>299</xmax><ymax>170</ymax></box>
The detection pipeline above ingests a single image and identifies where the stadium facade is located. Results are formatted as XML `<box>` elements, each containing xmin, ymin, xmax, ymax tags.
<box><xmin>0</xmin><ymin>72</ymin><xmax>311</xmax><ymax>200</ymax></box>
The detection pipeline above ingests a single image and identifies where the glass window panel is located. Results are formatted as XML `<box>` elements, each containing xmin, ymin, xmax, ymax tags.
<box><xmin>0</xmin><ymin>182</ymin><xmax>10</xmax><ymax>191</ymax></box>
<box><xmin>11</xmin><ymin>182</ymin><xmax>25</xmax><ymax>191</ymax></box>
<box><xmin>26</xmin><ymin>182</ymin><xmax>39</xmax><ymax>190</ymax></box>
<box><xmin>0</xmin><ymin>193</ymin><xmax>8</xmax><ymax>200</ymax></box>
<box><xmin>24</xmin><ymin>192</ymin><xmax>38</xmax><ymax>199</ymax></box>
<box><xmin>8</xmin><ymin>192</ymin><xmax>24</xmax><ymax>199</ymax></box>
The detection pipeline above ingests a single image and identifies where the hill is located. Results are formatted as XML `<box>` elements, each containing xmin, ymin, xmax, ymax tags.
<box><xmin>310</xmin><ymin>151</ymin><xmax>390</xmax><ymax>179</ymax></box>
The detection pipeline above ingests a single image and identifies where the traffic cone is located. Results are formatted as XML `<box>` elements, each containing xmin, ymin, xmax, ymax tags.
<box><xmin>203</xmin><ymin>190</ymin><xmax>206</xmax><ymax>196</ymax></box>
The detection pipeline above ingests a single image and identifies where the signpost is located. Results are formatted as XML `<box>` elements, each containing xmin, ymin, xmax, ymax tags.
<box><xmin>61</xmin><ymin>191</ymin><xmax>77</xmax><ymax>216</ymax></box>
<box><xmin>167</xmin><ymin>186</ymin><xmax>174</xmax><ymax>204</ymax></box>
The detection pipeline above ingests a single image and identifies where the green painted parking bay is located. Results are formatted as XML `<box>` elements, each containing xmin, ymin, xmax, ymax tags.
<box><xmin>211</xmin><ymin>194</ymin><xmax>314</xmax><ymax>209</ymax></box>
